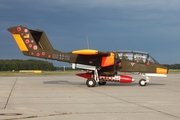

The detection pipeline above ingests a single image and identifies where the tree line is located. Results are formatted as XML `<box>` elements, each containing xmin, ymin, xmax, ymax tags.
<box><xmin>0</xmin><ymin>59</ymin><xmax>56</xmax><ymax>71</ymax></box>
<box><xmin>163</xmin><ymin>64</ymin><xmax>180</xmax><ymax>69</ymax></box>
<box><xmin>0</xmin><ymin>59</ymin><xmax>180</xmax><ymax>71</ymax></box>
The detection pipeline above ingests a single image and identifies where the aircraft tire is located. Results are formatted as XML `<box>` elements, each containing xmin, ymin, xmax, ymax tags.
<box><xmin>86</xmin><ymin>78</ymin><xmax>96</xmax><ymax>87</ymax></box>
<box><xmin>98</xmin><ymin>81</ymin><xmax>106</xmax><ymax>85</ymax></box>
<box><xmin>139</xmin><ymin>79</ymin><xmax>147</xmax><ymax>86</ymax></box>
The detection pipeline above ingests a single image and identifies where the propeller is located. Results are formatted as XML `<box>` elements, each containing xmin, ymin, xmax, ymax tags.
<box><xmin>114</xmin><ymin>46</ymin><xmax>122</xmax><ymax>73</ymax></box>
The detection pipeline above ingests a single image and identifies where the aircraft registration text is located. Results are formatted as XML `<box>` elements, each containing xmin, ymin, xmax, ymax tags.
<box><xmin>53</xmin><ymin>54</ymin><xmax>70</xmax><ymax>61</ymax></box>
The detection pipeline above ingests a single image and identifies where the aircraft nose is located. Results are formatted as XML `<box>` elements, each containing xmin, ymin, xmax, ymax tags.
<box><xmin>167</xmin><ymin>68</ymin><xmax>169</xmax><ymax>74</ymax></box>
<box><xmin>164</xmin><ymin>66</ymin><xmax>169</xmax><ymax>74</ymax></box>
<box><xmin>156</xmin><ymin>67</ymin><xmax>168</xmax><ymax>74</ymax></box>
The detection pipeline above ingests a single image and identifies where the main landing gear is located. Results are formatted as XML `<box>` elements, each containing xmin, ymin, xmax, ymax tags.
<box><xmin>86</xmin><ymin>78</ymin><xmax>96</xmax><ymax>87</ymax></box>
<box><xmin>98</xmin><ymin>81</ymin><xmax>107</xmax><ymax>85</ymax></box>
<box><xmin>86</xmin><ymin>78</ymin><xmax>107</xmax><ymax>87</ymax></box>
<box><xmin>86</xmin><ymin>68</ymin><xmax>107</xmax><ymax>87</ymax></box>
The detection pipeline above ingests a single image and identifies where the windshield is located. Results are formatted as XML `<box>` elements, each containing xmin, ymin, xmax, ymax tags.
<box><xmin>147</xmin><ymin>55</ymin><xmax>158</xmax><ymax>64</ymax></box>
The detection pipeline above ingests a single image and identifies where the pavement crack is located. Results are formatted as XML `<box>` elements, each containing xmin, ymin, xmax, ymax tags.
<box><xmin>84</xmin><ymin>87</ymin><xmax>180</xmax><ymax>119</ymax></box>
<box><xmin>4</xmin><ymin>77</ymin><xmax>18</xmax><ymax>109</ymax></box>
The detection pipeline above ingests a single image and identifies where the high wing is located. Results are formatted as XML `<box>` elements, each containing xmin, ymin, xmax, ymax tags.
<box><xmin>7</xmin><ymin>26</ymin><xmax>168</xmax><ymax>87</ymax></box>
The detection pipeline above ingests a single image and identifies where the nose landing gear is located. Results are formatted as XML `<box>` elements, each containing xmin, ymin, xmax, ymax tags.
<box><xmin>139</xmin><ymin>79</ymin><xmax>147</xmax><ymax>86</ymax></box>
<box><xmin>139</xmin><ymin>74</ymin><xmax>150</xmax><ymax>86</ymax></box>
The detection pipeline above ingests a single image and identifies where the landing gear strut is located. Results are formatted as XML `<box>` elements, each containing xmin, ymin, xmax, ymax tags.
<box><xmin>86</xmin><ymin>68</ymin><xmax>99</xmax><ymax>87</ymax></box>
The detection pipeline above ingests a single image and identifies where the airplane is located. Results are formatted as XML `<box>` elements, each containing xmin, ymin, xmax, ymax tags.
<box><xmin>7</xmin><ymin>26</ymin><xmax>168</xmax><ymax>87</ymax></box>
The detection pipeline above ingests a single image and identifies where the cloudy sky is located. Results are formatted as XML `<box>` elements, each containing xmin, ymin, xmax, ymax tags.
<box><xmin>0</xmin><ymin>0</ymin><xmax>180</xmax><ymax>66</ymax></box>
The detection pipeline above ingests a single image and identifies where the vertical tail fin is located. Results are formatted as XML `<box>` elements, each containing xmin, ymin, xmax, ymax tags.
<box><xmin>7</xmin><ymin>26</ymin><xmax>61</xmax><ymax>59</ymax></box>
<box><xmin>29</xmin><ymin>29</ymin><xmax>54</xmax><ymax>52</ymax></box>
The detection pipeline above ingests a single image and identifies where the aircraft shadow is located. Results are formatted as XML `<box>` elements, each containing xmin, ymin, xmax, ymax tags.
<box><xmin>147</xmin><ymin>83</ymin><xmax>165</xmax><ymax>86</ymax></box>
<box><xmin>43</xmin><ymin>80</ymin><xmax>69</xmax><ymax>84</ymax></box>
<box><xmin>43</xmin><ymin>80</ymin><xmax>84</xmax><ymax>85</ymax></box>
<box><xmin>104</xmin><ymin>83</ymin><xmax>165</xmax><ymax>86</ymax></box>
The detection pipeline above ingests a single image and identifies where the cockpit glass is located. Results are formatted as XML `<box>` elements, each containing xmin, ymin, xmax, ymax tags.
<box><xmin>126</xmin><ymin>53</ymin><xmax>133</xmax><ymax>61</ymax></box>
<box><xmin>118</xmin><ymin>52</ymin><xmax>133</xmax><ymax>61</ymax></box>
<box><xmin>118</xmin><ymin>51</ymin><xmax>159</xmax><ymax>64</ymax></box>
<box><xmin>134</xmin><ymin>53</ymin><xmax>147</xmax><ymax>64</ymax></box>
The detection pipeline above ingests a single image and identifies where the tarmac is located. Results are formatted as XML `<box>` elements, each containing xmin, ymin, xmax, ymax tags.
<box><xmin>0</xmin><ymin>73</ymin><xmax>180</xmax><ymax>120</ymax></box>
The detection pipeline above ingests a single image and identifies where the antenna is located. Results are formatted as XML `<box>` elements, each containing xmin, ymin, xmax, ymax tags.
<box><xmin>86</xmin><ymin>36</ymin><xmax>89</xmax><ymax>49</ymax></box>
<box><xmin>115</xmin><ymin>45</ymin><xmax>118</xmax><ymax>59</ymax></box>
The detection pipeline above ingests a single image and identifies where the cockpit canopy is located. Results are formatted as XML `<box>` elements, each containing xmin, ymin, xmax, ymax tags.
<box><xmin>117</xmin><ymin>50</ymin><xmax>158</xmax><ymax>64</ymax></box>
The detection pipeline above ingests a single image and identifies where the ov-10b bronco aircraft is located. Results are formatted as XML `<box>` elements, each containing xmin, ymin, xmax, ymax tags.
<box><xmin>7</xmin><ymin>26</ymin><xmax>168</xmax><ymax>87</ymax></box>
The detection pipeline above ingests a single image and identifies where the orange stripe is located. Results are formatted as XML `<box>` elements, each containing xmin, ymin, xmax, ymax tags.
<box><xmin>101</xmin><ymin>53</ymin><xmax>115</xmax><ymax>67</ymax></box>
<box><xmin>12</xmin><ymin>34</ymin><xmax>28</xmax><ymax>51</ymax></box>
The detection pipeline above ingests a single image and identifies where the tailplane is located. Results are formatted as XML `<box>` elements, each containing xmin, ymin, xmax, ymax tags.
<box><xmin>7</xmin><ymin>26</ymin><xmax>61</xmax><ymax>59</ymax></box>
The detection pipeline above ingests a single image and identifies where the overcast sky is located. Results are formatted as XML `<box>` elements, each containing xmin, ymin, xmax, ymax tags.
<box><xmin>1</xmin><ymin>0</ymin><xmax>180</xmax><ymax>66</ymax></box>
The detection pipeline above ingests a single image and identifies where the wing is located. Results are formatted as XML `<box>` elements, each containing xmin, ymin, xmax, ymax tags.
<box><xmin>72</xmin><ymin>49</ymin><xmax>115</xmax><ymax>67</ymax></box>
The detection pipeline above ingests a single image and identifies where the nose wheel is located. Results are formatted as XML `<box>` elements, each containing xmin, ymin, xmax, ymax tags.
<box><xmin>139</xmin><ymin>79</ymin><xmax>147</xmax><ymax>86</ymax></box>
<box><xmin>139</xmin><ymin>75</ymin><xmax>150</xmax><ymax>86</ymax></box>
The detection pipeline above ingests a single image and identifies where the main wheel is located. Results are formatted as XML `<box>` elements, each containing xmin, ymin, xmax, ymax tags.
<box><xmin>86</xmin><ymin>78</ymin><xmax>96</xmax><ymax>87</ymax></box>
<box><xmin>98</xmin><ymin>81</ymin><xmax>106</xmax><ymax>85</ymax></box>
<box><xmin>139</xmin><ymin>79</ymin><xmax>147</xmax><ymax>86</ymax></box>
